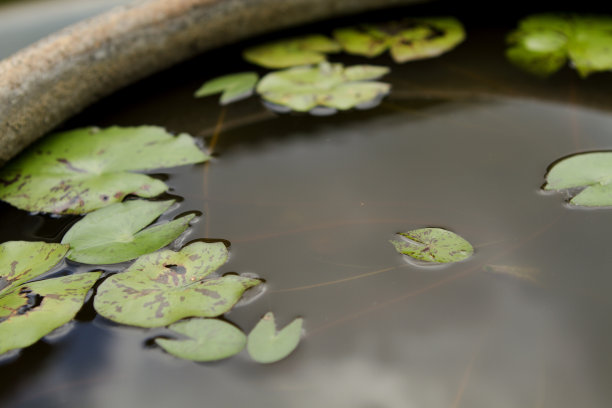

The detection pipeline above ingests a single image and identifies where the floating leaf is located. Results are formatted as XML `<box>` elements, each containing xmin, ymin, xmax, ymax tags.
<box><xmin>256</xmin><ymin>62</ymin><xmax>390</xmax><ymax>113</ymax></box>
<box><xmin>0</xmin><ymin>273</ymin><xmax>100</xmax><ymax>354</ymax></box>
<box><xmin>0</xmin><ymin>241</ymin><xmax>68</xmax><ymax>293</ymax></box>
<box><xmin>390</xmin><ymin>228</ymin><xmax>473</xmax><ymax>264</ymax></box>
<box><xmin>62</xmin><ymin>200</ymin><xmax>193</xmax><ymax>264</ymax></box>
<box><xmin>0</xmin><ymin>126</ymin><xmax>208</xmax><ymax>214</ymax></box>
<box><xmin>156</xmin><ymin>318</ymin><xmax>246</xmax><ymax>362</ymax></box>
<box><xmin>333</xmin><ymin>17</ymin><xmax>465</xmax><ymax>63</ymax></box>
<box><xmin>507</xmin><ymin>14</ymin><xmax>612</xmax><ymax>77</ymax></box>
<box><xmin>543</xmin><ymin>152</ymin><xmax>612</xmax><ymax>207</ymax></box>
<box><xmin>194</xmin><ymin>72</ymin><xmax>259</xmax><ymax>105</ymax></box>
<box><xmin>247</xmin><ymin>312</ymin><xmax>302</xmax><ymax>364</ymax></box>
<box><xmin>243</xmin><ymin>34</ymin><xmax>341</xmax><ymax>68</ymax></box>
<box><xmin>94</xmin><ymin>242</ymin><xmax>261</xmax><ymax>327</ymax></box>
<box><xmin>484</xmin><ymin>264</ymin><xmax>540</xmax><ymax>283</ymax></box>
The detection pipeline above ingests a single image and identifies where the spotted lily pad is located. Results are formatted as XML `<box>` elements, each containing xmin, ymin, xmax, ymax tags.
<box><xmin>256</xmin><ymin>62</ymin><xmax>390</xmax><ymax>112</ymax></box>
<box><xmin>390</xmin><ymin>228</ymin><xmax>473</xmax><ymax>264</ymax></box>
<box><xmin>507</xmin><ymin>14</ymin><xmax>612</xmax><ymax>77</ymax></box>
<box><xmin>543</xmin><ymin>152</ymin><xmax>612</xmax><ymax>207</ymax></box>
<box><xmin>333</xmin><ymin>17</ymin><xmax>465</xmax><ymax>63</ymax></box>
<box><xmin>94</xmin><ymin>242</ymin><xmax>261</xmax><ymax>327</ymax></box>
<box><xmin>0</xmin><ymin>126</ymin><xmax>208</xmax><ymax>214</ymax></box>
<box><xmin>195</xmin><ymin>72</ymin><xmax>259</xmax><ymax>105</ymax></box>
<box><xmin>0</xmin><ymin>241</ymin><xmax>101</xmax><ymax>354</ymax></box>
<box><xmin>243</xmin><ymin>34</ymin><xmax>341</xmax><ymax>68</ymax></box>
<box><xmin>247</xmin><ymin>312</ymin><xmax>303</xmax><ymax>364</ymax></box>
<box><xmin>62</xmin><ymin>200</ymin><xmax>194</xmax><ymax>264</ymax></box>
<box><xmin>0</xmin><ymin>241</ymin><xmax>68</xmax><ymax>293</ymax></box>
<box><xmin>156</xmin><ymin>318</ymin><xmax>246</xmax><ymax>361</ymax></box>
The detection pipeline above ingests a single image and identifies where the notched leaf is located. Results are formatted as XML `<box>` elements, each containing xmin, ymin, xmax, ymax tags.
<box><xmin>94</xmin><ymin>242</ymin><xmax>261</xmax><ymax>327</ymax></box>
<box><xmin>62</xmin><ymin>199</ymin><xmax>194</xmax><ymax>264</ymax></box>
<box><xmin>243</xmin><ymin>34</ymin><xmax>341</xmax><ymax>68</ymax></box>
<box><xmin>247</xmin><ymin>312</ymin><xmax>303</xmax><ymax>364</ymax></box>
<box><xmin>195</xmin><ymin>72</ymin><xmax>259</xmax><ymax>105</ymax></box>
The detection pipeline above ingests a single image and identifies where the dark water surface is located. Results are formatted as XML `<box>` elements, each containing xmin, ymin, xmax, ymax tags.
<box><xmin>2</xmin><ymin>3</ymin><xmax>612</xmax><ymax>407</ymax></box>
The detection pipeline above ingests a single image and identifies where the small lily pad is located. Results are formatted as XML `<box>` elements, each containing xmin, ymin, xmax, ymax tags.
<box><xmin>333</xmin><ymin>17</ymin><xmax>465</xmax><ymax>63</ymax></box>
<box><xmin>0</xmin><ymin>248</ymin><xmax>100</xmax><ymax>354</ymax></box>
<box><xmin>543</xmin><ymin>152</ymin><xmax>612</xmax><ymax>207</ymax></box>
<box><xmin>0</xmin><ymin>241</ymin><xmax>68</xmax><ymax>293</ymax></box>
<box><xmin>0</xmin><ymin>126</ymin><xmax>208</xmax><ymax>214</ymax></box>
<box><xmin>195</xmin><ymin>72</ymin><xmax>259</xmax><ymax>105</ymax></box>
<box><xmin>507</xmin><ymin>14</ymin><xmax>612</xmax><ymax>77</ymax></box>
<box><xmin>256</xmin><ymin>62</ymin><xmax>390</xmax><ymax>113</ymax></box>
<box><xmin>390</xmin><ymin>228</ymin><xmax>473</xmax><ymax>264</ymax></box>
<box><xmin>62</xmin><ymin>200</ymin><xmax>194</xmax><ymax>264</ymax></box>
<box><xmin>94</xmin><ymin>242</ymin><xmax>261</xmax><ymax>327</ymax></box>
<box><xmin>247</xmin><ymin>312</ymin><xmax>303</xmax><ymax>364</ymax></box>
<box><xmin>156</xmin><ymin>318</ymin><xmax>246</xmax><ymax>362</ymax></box>
<box><xmin>243</xmin><ymin>34</ymin><xmax>341</xmax><ymax>68</ymax></box>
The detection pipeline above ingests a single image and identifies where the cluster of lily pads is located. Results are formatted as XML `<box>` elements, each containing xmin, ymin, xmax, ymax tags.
<box><xmin>507</xmin><ymin>14</ymin><xmax>612</xmax><ymax>77</ymax></box>
<box><xmin>0</xmin><ymin>126</ymin><xmax>302</xmax><ymax>363</ymax></box>
<box><xmin>195</xmin><ymin>17</ymin><xmax>466</xmax><ymax>114</ymax></box>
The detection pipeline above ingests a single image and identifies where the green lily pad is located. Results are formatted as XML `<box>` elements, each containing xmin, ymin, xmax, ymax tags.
<box><xmin>0</xmin><ymin>273</ymin><xmax>101</xmax><ymax>354</ymax></box>
<box><xmin>94</xmin><ymin>242</ymin><xmax>261</xmax><ymax>328</ymax></box>
<box><xmin>333</xmin><ymin>17</ymin><xmax>465</xmax><ymax>63</ymax></box>
<box><xmin>247</xmin><ymin>312</ymin><xmax>303</xmax><ymax>364</ymax></box>
<box><xmin>195</xmin><ymin>72</ymin><xmax>259</xmax><ymax>105</ymax></box>
<box><xmin>507</xmin><ymin>14</ymin><xmax>612</xmax><ymax>77</ymax></box>
<box><xmin>62</xmin><ymin>200</ymin><xmax>194</xmax><ymax>264</ymax></box>
<box><xmin>390</xmin><ymin>228</ymin><xmax>473</xmax><ymax>264</ymax></box>
<box><xmin>256</xmin><ymin>62</ymin><xmax>390</xmax><ymax>113</ymax></box>
<box><xmin>0</xmin><ymin>126</ymin><xmax>208</xmax><ymax>214</ymax></box>
<box><xmin>543</xmin><ymin>152</ymin><xmax>612</xmax><ymax>207</ymax></box>
<box><xmin>243</xmin><ymin>34</ymin><xmax>341</xmax><ymax>68</ymax></box>
<box><xmin>0</xmin><ymin>241</ymin><xmax>68</xmax><ymax>293</ymax></box>
<box><xmin>156</xmin><ymin>318</ymin><xmax>246</xmax><ymax>362</ymax></box>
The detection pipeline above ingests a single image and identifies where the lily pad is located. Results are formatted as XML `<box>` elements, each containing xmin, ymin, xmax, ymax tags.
<box><xmin>543</xmin><ymin>152</ymin><xmax>612</xmax><ymax>207</ymax></box>
<box><xmin>62</xmin><ymin>200</ymin><xmax>194</xmax><ymax>264</ymax></box>
<box><xmin>390</xmin><ymin>228</ymin><xmax>473</xmax><ymax>264</ymax></box>
<box><xmin>0</xmin><ymin>241</ymin><xmax>68</xmax><ymax>293</ymax></box>
<box><xmin>94</xmin><ymin>242</ymin><xmax>261</xmax><ymax>327</ymax></box>
<box><xmin>0</xmin><ymin>126</ymin><xmax>208</xmax><ymax>214</ymax></box>
<box><xmin>195</xmin><ymin>72</ymin><xmax>259</xmax><ymax>105</ymax></box>
<box><xmin>507</xmin><ymin>14</ymin><xmax>612</xmax><ymax>77</ymax></box>
<box><xmin>256</xmin><ymin>62</ymin><xmax>390</xmax><ymax>112</ymax></box>
<box><xmin>243</xmin><ymin>34</ymin><xmax>341</xmax><ymax>68</ymax></box>
<box><xmin>333</xmin><ymin>17</ymin><xmax>465</xmax><ymax>63</ymax></box>
<box><xmin>156</xmin><ymin>318</ymin><xmax>246</xmax><ymax>362</ymax></box>
<box><xmin>0</xmin><ymin>273</ymin><xmax>100</xmax><ymax>354</ymax></box>
<box><xmin>247</xmin><ymin>312</ymin><xmax>303</xmax><ymax>364</ymax></box>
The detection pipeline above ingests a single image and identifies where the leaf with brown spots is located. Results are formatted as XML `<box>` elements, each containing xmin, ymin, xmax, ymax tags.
<box><xmin>0</xmin><ymin>273</ymin><xmax>100</xmax><ymax>355</ymax></box>
<box><xmin>0</xmin><ymin>126</ymin><xmax>208</xmax><ymax>214</ymax></box>
<box><xmin>94</xmin><ymin>242</ymin><xmax>261</xmax><ymax>328</ymax></box>
<box><xmin>390</xmin><ymin>227</ymin><xmax>473</xmax><ymax>264</ymax></box>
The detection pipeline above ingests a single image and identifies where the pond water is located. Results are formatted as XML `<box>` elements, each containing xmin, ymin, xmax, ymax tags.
<box><xmin>2</xmin><ymin>3</ymin><xmax>612</xmax><ymax>408</ymax></box>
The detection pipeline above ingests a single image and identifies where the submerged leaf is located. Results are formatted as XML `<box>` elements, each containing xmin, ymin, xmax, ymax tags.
<box><xmin>62</xmin><ymin>200</ymin><xmax>193</xmax><ymax>264</ymax></box>
<box><xmin>247</xmin><ymin>312</ymin><xmax>302</xmax><ymax>364</ymax></box>
<box><xmin>0</xmin><ymin>126</ymin><xmax>208</xmax><ymax>214</ymax></box>
<box><xmin>484</xmin><ymin>264</ymin><xmax>540</xmax><ymax>283</ymax></box>
<box><xmin>156</xmin><ymin>318</ymin><xmax>246</xmax><ymax>361</ymax></box>
<box><xmin>0</xmin><ymin>241</ymin><xmax>68</xmax><ymax>293</ymax></box>
<box><xmin>195</xmin><ymin>72</ymin><xmax>259</xmax><ymax>105</ymax></box>
<box><xmin>543</xmin><ymin>152</ymin><xmax>612</xmax><ymax>207</ymax></box>
<box><xmin>0</xmin><ymin>273</ymin><xmax>100</xmax><ymax>354</ymax></box>
<box><xmin>243</xmin><ymin>34</ymin><xmax>341</xmax><ymax>68</ymax></box>
<box><xmin>507</xmin><ymin>14</ymin><xmax>612</xmax><ymax>77</ymax></box>
<box><xmin>94</xmin><ymin>242</ymin><xmax>261</xmax><ymax>327</ymax></box>
<box><xmin>256</xmin><ymin>62</ymin><xmax>390</xmax><ymax>112</ymax></box>
<box><xmin>390</xmin><ymin>228</ymin><xmax>473</xmax><ymax>264</ymax></box>
<box><xmin>333</xmin><ymin>17</ymin><xmax>465</xmax><ymax>63</ymax></box>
